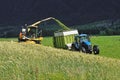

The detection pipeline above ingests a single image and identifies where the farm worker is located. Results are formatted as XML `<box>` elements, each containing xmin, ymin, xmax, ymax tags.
<box><xmin>19</xmin><ymin>32</ymin><xmax>23</xmax><ymax>40</ymax></box>
<box><xmin>19</xmin><ymin>28</ymin><xmax>27</xmax><ymax>40</ymax></box>
<box><xmin>19</xmin><ymin>32</ymin><xmax>26</xmax><ymax>40</ymax></box>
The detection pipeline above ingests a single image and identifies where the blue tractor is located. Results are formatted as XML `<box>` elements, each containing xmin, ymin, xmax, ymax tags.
<box><xmin>71</xmin><ymin>34</ymin><xmax>99</xmax><ymax>54</ymax></box>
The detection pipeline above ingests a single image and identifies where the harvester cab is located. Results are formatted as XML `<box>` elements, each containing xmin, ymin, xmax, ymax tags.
<box><xmin>27</xmin><ymin>25</ymin><xmax>42</xmax><ymax>44</ymax></box>
<box><xmin>18</xmin><ymin>25</ymin><xmax>43</xmax><ymax>44</ymax></box>
<box><xmin>71</xmin><ymin>34</ymin><xmax>99</xmax><ymax>54</ymax></box>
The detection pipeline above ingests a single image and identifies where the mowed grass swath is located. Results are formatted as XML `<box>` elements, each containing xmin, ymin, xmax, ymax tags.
<box><xmin>0</xmin><ymin>41</ymin><xmax>120</xmax><ymax>80</ymax></box>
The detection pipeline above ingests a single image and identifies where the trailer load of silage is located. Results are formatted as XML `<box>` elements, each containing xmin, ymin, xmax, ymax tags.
<box><xmin>53</xmin><ymin>18</ymin><xmax>78</xmax><ymax>49</ymax></box>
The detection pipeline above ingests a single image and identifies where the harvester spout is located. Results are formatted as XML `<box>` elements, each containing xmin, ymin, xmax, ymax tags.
<box><xmin>31</xmin><ymin>17</ymin><xmax>54</xmax><ymax>27</ymax></box>
<box><xmin>30</xmin><ymin>17</ymin><xmax>70</xmax><ymax>30</ymax></box>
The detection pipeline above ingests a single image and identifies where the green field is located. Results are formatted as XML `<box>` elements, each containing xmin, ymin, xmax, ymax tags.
<box><xmin>91</xmin><ymin>36</ymin><xmax>120</xmax><ymax>59</ymax></box>
<box><xmin>0</xmin><ymin>36</ymin><xmax>120</xmax><ymax>80</ymax></box>
<box><xmin>42</xmin><ymin>36</ymin><xmax>120</xmax><ymax>59</ymax></box>
<box><xmin>0</xmin><ymin>36</ymin><xmax>120</xmax><ymax>59</ymax></box>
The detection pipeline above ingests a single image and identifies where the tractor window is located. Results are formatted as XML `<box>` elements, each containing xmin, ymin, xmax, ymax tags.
<box><xmin>80</xmin><ymin>36</ymin><xmax>87</xmax><ymax>41</ymax></box>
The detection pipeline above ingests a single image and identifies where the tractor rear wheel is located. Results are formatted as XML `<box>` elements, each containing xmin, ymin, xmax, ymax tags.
<box><xmin>82</xmin><ymin>47</ymin><xmax>86</xmax><ymax>53</ymax></box>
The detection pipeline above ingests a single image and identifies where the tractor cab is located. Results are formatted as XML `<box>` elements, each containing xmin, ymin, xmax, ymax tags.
<box><xmin>75</xmin><ymin>34</ymin><xmax>90</xmax><ymax>43</ymax></box>
<box><xmin>73</xmin><ymin>34</ymin><xmax>92</xmax><ymax>53</ymax></box>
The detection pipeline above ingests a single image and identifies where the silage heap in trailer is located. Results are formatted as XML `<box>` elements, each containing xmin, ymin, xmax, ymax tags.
<box><xmin>54</xmin><ymin>30</ymin><xmax>78</xmax><ymax>49</ymax></box>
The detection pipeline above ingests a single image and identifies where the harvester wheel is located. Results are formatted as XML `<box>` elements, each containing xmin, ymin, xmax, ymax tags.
<box><xmin>18</xmin><ymin>38</ymin><xmax>21</xmax><ymax>42</ymax></box>
<box><xmin>93</xmin><ymin>45</ymin><xmax>99</xmax><ymax>54</ymax></box>
<box><xmin>35</xmin><ymin>40</ymin><xmax>40</xmax><ymax>44</ymax></box>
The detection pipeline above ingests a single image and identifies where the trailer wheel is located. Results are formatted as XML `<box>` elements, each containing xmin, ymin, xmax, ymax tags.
<box><xmin>93</xmin><ymin>45</ymin><xmax>99</xmax><ymax>54</ymax></box>
<box><xmin>71</xmin><ymin>44</ymin><xmax>76</xmax><ymax>51</ymax></box>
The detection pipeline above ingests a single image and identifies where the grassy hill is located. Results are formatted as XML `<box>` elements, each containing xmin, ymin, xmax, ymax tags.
<box><xmin>0</xmin><ymin>41</ymin><xmax>120</xmax><ymax>80</ymax></box>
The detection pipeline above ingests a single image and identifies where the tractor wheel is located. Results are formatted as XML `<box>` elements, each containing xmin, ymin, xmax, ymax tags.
<box><xmin>93</xmin><ymin>45</ymin><xmax>99</xmax><ymax>55</ymax></box>
<box><xmin>82</xmin><ymin>47</ymin><xmax>86</xmax><ymax>53</ymax></box>
<box><xmin>89</xmin><ymin>51</ymin><xmax>92</xmax><ymax>54</ymax></box>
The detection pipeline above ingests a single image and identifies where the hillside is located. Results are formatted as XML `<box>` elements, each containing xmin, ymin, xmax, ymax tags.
<box><xmin>0</xmin><ymin>42</ymin><xmax>120</xmax><ymax>80</ymax></box>
<box><xmin>0</xmin><ymin>19</ymin><xmax>120</xmax><ymax>37</ymax></box>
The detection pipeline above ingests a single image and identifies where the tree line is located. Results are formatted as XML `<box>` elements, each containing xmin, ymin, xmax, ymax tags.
<box><xmin>0</xmin><ymin>19</ymin><xmax>120</xmax><ymax>37</ymax></box>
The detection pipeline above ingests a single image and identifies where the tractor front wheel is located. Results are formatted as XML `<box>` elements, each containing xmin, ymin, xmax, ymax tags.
<box><xmin>93</xmin><ymin>45</ymin><xmax>99</xmax><ymax>54</ymax></box>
